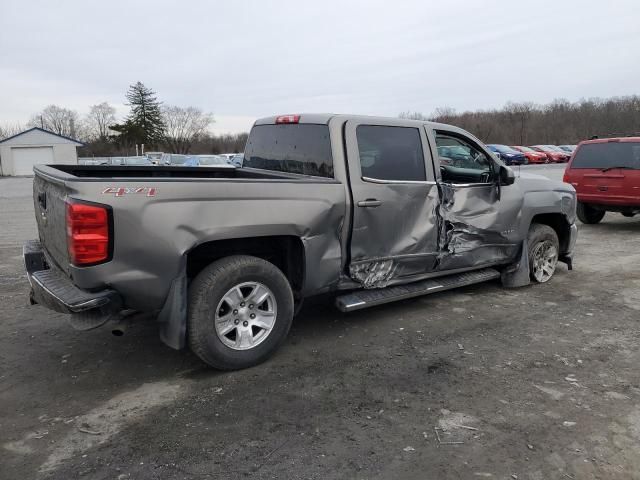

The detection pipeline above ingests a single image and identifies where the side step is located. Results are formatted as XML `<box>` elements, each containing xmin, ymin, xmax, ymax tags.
<box><xmin>335</xmin><ymin>268</ymin><xmax>501</xmax><ymax>312</ymax></box>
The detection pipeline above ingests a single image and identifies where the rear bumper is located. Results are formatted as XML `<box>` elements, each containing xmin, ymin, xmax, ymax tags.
<box><xmin>577</xmin><ymin>194</ymin><xmax>640</xmax><ymax>208</ymax></box>
<box><xmin>24</xmin><ymin>240</ymin><xmax>121</xmax><ymax>314</ymax></box>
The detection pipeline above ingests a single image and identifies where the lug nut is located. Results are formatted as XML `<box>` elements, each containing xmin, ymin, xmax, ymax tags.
<box><xmin>243</xmin><ymin>321</ymin><xmax>249</xmax><ymax>327</ymax></box>
<box><xmin>234</xmin><ymin>319</ymin><xmax>239</xmax><ymax>325</ymax></box>
<box><xmin>249</xmin><ymin>304</ymin><xmax>254</xmax><ymax>309</ymax></box>
<box><xmin>240</xmin><ymin>302</ymin><xmax>245</xmax><ymax>307</ymax></box>
<box><xmin>250</xmin><ymin>313</ymin><xmax>256</xmax><ymax>319</ymax></box>
<box><xmin>233</xmin><ymin>309</ymin><xmax>238</xmax><ymax>314</ymax></box>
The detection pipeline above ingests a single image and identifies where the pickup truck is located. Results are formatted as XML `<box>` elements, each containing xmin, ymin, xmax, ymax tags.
<box><xmin>25</xmin><ymin>114</ymin><xmax>578</xmax><ymax>370</ymax></box>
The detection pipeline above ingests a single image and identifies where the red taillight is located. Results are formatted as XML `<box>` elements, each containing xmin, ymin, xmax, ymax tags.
<box><xmin>275</xmin><ymin>114</ymin><xmax>300</xmax><ymax>124</ymax></box>
<box><xmin>66</xmin><ymin>201</ymin><xmax>110</xmax><ymax>265</ymax></box>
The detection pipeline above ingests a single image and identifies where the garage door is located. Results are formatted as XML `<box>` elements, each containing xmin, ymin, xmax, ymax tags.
<box><xmin>11</xmin><ymin>147</ymin><xmax>54</xmax><ymax>176</ymax></box>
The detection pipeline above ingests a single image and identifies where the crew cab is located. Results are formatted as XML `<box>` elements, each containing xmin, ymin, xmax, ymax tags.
<box><xmin>563</xmin><ymin>136</ymin><xmax>640</xmax><ymax>223</ymax></box>
<box><xmin>25</xmin><ymin>114</ymin><xmax>578</xmax><ymax>370</ymax></box>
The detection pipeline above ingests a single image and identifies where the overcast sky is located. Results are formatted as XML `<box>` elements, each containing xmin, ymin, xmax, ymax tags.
<box><xmin>1</xmin><ymin>0</ymin><xmax>639</xmax><ymax>134</ymax></box>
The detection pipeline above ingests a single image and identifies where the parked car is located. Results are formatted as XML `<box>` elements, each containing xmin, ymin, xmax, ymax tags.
<box><xmin>511</xmin><ymin>146</ymin><xmax>549</xmax><ymax>164</ymax></box>
<box><xmin>24</xmin><ymin>113</ymin><xmax>577</xmax><ymax>370</ymax></box>
<box><xmin>196</xmin><ymin>155</ymin><xmax>234</xmax><ymax>167</ymax></box>
<box><xmin>123</xmin><ymin>157</ymin><xmax>153</xmax><ymax>166</ymax></box>
<box><xmin>563</xmin><ymin>136</ymin><xmax>640</xmax><ymax>223</ymax></box>
<box><xmin>165</xmin><ymin>154</ymin><xmax>188</xmax><ymax>165</ymax></box>
<box><xmin>229</xmin><ymin>154</ymin><xmax>244</xmax><ymax>167</ymax></box>
<box><xmin>530</xmin><ymin>145</ymin><xmax>569</xmax><ymax>163</ymax></box>
<box><xmin>486</xmin><ymin>144</ymin><xmax>527</xmax><ymax>165</ymax></box>
<box><xmin>145</xmin><ymin>152</ymin><xmax>164</xmax><ymax>164</ymax></box>
<box><xmin>558</xmin><ymin>145</ymin><xmax>577</xmax><ymax>154</ymax></box>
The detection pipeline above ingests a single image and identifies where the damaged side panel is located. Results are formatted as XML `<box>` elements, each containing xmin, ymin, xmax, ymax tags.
<box><xmin>434</xmin><ymin>183</ymin><xmax>521</xmax><ymax>271</ymax></box>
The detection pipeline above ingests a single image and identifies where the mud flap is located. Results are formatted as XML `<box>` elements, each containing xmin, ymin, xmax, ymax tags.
<box><xmin>500</xmin><ymin>239</ymin><xmax>530</xmax><ymax>288</ymax></box>
<box><xmin>157</xmin><ymin>267</ymin><xmax>188</xmax><ymax>350</ymax></box>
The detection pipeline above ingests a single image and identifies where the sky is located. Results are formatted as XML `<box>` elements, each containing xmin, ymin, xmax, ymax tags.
<box><xmin>1</xmin><ymin>0</ymin><xmax>639</xmax><ymax>134</ymax></box>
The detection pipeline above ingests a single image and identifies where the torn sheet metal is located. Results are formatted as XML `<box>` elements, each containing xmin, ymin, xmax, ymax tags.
<box><xmin>434</xmin><ymin>184</ymin><xmax>519</xmax><ymax>271</ymax></box>
<box><xmin>349</xmin><ymin>259</ymin><xmax>398</xmax><ymax>289</ymax></box>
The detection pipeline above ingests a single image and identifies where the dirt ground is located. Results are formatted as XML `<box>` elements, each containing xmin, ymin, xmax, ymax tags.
<box><xmin>2</xmin><ymin>167</ymin><xmax>640</xmax><ymax>480</ymax></box>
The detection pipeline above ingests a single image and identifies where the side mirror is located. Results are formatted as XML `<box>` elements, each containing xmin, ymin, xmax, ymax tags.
<box><xmin>499</xmin><ymin>165</ymin><xmax>516</xmax><ymax>185</ymax></box>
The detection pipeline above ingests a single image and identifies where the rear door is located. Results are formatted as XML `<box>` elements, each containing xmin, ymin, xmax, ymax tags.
<box><xmin>345</xmin><ymin>119</ymin><xmax>440</xmax><ymax>287</ymax></box>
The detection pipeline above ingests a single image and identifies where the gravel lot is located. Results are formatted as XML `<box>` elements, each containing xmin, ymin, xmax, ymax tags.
<box><xmin>2</xmin><ymin>165</ymin><xmax>640</xmax><ymax>480</ymax></box>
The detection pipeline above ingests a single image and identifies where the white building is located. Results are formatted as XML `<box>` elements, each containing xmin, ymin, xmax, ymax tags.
<box><xmin>0</xmin><ymin>127</ymin><xmax>84</xmax><ymax>176</ymax></box>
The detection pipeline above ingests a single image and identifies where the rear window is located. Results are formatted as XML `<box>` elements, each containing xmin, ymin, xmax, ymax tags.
<box><xmin>243</xmin><ymin>124</ymin><xmax>334</xmax><ymax>178</ymax></box>
<box><xmin>356</xmin><ymin>125</ymin><xmax>426</xmax><ymax>181</ymax></box>
<box><xmin>572</xmin><ymin>142</ymin><xmax>640</xmax><ymax>169</ymax></box>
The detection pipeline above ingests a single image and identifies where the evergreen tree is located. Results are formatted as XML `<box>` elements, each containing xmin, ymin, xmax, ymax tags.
<box><xmin>124</xmin><ymin>81</ymin><xmax>164</xmax><ymax>145</ymax></box>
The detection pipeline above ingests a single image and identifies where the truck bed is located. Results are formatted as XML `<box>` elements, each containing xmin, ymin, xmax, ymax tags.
<box><xmin>48</xmin><ymin>164</ymin><xmax>307</xmax><ymax>180</ymax></box>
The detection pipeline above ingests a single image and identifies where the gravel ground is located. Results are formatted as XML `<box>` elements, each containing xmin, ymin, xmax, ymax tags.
<box><xmin>2</xmin><ymin>165</ymin><xmax>640</xmax><ymax>480</ymax></box>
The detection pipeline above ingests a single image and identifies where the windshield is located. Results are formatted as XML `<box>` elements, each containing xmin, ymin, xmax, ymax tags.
<box><xmin>244</xmin><ymin>124</ymin><xmax>334</xmax><ymax>177</ymax></box>
<box><xmin>571</xmin><ymin>142</ymin><xmax>640</xmax><ymax>169</ymax></box>
<box><xmin>169</xmin><ymin>155</ymin><xmax>187</xmax><ymax>165</ymax></box>
<box><xmin>125</xmin><ymin>157</ymin><xmax>151</xmax><ymax>165</ymax></box>
<box><xmin>517</xmin><ymin>146</ymin><xmax>535</xmax><ymax>153</ymax></box>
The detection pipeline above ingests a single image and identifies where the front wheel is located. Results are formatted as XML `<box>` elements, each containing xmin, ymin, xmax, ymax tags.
<box><xmin>188</xmin><ymin>255</ymin><xmax>294</xmax><ymax>370</ymax></box>
<box><xmin>528</xmin><ymin>224</ymin><xmax>559</xmax><ymax>283</ymax></box>
<box><xmin>576</xmin><ymin>202</ymin><xmax>605</xmax><ymax>224</ymax></box>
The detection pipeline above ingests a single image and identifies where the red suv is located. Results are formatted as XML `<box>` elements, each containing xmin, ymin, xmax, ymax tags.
<box><xmin>563</xmin><ymin>137</ymin><xmax>640</xmax><ymax>223</ymax></box>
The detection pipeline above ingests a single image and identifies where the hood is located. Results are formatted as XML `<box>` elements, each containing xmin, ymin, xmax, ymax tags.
<box><xmin>516</xmin><ymin>171</ymin><xmax>575</xmax><ymax>194</ymax></box>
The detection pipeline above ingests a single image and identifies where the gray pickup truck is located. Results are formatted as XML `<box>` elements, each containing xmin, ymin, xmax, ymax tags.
<box><xmin>25</xmin><ymin>114</ymin><xmax>577</xmax><ymax>369</ymax></box>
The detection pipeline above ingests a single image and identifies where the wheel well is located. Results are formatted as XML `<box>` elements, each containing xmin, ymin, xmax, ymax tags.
<box><xmin>531</xmin><ymin>213</ymin><xmax>571</xmax><ymax>251</ymax></box>
<box><xmin>186</xmin><ymin>236</ymin><xmax>305</xmax><ymax>294</ymax></box>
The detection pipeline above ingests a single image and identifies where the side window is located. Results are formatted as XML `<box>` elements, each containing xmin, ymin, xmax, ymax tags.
<box><xmin>356</xmin><ymin>125</ymin><xmax>426</xmax><ymax>182</ymax></box>
<box><xmin>435</xmin><ymin>132</ymin><xmax>493</xmax><ymax>184</ymax></box>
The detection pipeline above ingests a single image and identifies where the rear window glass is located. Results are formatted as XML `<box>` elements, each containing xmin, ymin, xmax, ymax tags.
<box><xmin>243</xmin><ymin>124</ymin><xmax>333</xmax><ymax>178</ymax></box>
<box><xmin>356</xmin><ymin>125</ymin><xmax>426</xmax><ymax>181</ymax></box>
<box><xmin>572</xmin><ymin>142</ymin><xmax>640</xmax><ymax>169</ymax></box>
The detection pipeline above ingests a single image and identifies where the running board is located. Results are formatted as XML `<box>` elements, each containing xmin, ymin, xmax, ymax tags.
<box><xmin>335</xmin><ymin>268</ymin><xmax>501</xmax><ymax>312</ymax></box>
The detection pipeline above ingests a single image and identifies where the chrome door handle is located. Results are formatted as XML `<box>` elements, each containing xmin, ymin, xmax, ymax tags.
<box><xmin>357</xmin><ymin>199</ymin><xmax>382</xmax><ymax>208</ymax></box>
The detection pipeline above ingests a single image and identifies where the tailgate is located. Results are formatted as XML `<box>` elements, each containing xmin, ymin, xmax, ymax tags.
<box><xmin>575</xmin><ymin>169</ymin><xmax>640</xmax><ymax>205</ymax></box>
<box><xmin>33</xmin><ymin>172</ymin><xmax>70</xmax><ymax>273</ymax></box>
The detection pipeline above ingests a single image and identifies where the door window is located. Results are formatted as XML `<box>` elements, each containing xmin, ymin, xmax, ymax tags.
<box><xmin>356</xmin><ymin>125</ymin><xmax>426</xmax><ymax>181</ymax></box>
<box><xmin>435</xmin><ymin>132</ymin><xmax>493</xmax><ymax>184</ymax></box>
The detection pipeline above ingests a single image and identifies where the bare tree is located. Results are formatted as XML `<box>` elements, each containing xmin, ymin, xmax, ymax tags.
<box><xmin>398</xmin><ymin>111</ymin><xmax>430</xmax><ymax>121</ymax></box>
<box><xmin>84</xmin><ymin>102</ymin><xmax>117</xmax><ymax>141</ymax></box>
<box><xmin>29</xmin><ymin>105</ymin><xmax>80</xmax><ymax>138</ymax></box>
<box><xmin>161</xmin><ymin>106</ymin><xmax>213</xmax><ymax>154</ymax></box>
<box><xmin>0</xmin><ymin>122</ymin><xmax>25</xmax><ymax>140</ymax></box>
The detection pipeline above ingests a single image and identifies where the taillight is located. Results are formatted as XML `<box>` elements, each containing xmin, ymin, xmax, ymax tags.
<box><xmin>66</xmin><ymin>201</ymin><xmax>110</xmax><ymax>266</ymax></box>
<box><xmin>275</xmin><ymin>114</ymin><xmax>300</xmax><ymax>124</ymax></box>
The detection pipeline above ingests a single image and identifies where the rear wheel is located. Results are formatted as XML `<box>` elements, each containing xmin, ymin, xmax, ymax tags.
<box><xmin>527</xmin><ymin>224</ymin><xmax>559</xmax><ymax>283</ymax></box>
<box><xmin>188</xmin><ymin>255</ymin><xmax>294</xmax><ymax>370</ymax></box>
<box><xmin>576</xmin><ymin>202</ymin><xmax>605</xmax><ymax>224</ymax></box>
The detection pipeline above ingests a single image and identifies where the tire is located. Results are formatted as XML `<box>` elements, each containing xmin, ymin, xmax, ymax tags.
<box><xmin>576</xmin><ymin>202</ymin><xmax>605</xmax><ymax>224</ymax></box>
<box><xmin>188</xmin><ymin>255</ymin><xmax>294</xmax><ymax>370</ymax></box>
<box><xmin>527</xmin><ymin>223</ymin><xmax>560</xmax><ymax>283</ymax></box>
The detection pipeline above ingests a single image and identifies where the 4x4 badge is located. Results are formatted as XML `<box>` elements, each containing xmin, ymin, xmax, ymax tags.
<box><xmin>102</xmin><ymin>187</ymin><xmax>157</xmax><ymax>197</ymax></box>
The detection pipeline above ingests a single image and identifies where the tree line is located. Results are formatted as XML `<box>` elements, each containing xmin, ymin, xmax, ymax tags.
<box><xmin>0</xmin><ymin>82</ymin><xmax>247</xmax><ymax>156</ymax></box>
<box><xmin>402</xmin><ymin>95</ymin><xmax>640</xmax><ymax>145</ymax></box>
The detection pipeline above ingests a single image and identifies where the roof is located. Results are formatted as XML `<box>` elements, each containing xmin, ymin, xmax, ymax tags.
<box><xmin>0</xmin><ymin>127</ymin><xmax>85</xmax><ymax>146</ymax></box>
<box><xmin>580</xmin><ymin>136</ymin><xmax>640</xmax><ymax>145</ymax></box>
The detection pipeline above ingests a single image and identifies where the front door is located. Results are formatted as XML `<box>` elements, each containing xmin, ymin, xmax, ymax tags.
<box><xmin>345</xmin><ymin>119</ymin><xmax>440</xmax><ymax>288</ymax></box>
<box><xmin>428</xmin><ymin>127</ymin><xmax>521</xmax><ymax>271</ymax></box>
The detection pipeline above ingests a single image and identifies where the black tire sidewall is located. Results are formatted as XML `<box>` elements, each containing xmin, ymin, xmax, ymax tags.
<box><xmin>577</xmin><ymin>202</ymin><xmax>605</xmax><ymax>224</ymax></box>
<box><xmin>188</xmin><ymin>256</ymin><xmax>294</xmax><ymax>370</ymax></box>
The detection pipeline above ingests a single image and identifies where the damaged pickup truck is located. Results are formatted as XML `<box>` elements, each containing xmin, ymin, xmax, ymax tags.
<box><xmin>25</xmin><ymin>114</ymin><xmax>577</xmax><ymax>369</ymax></box>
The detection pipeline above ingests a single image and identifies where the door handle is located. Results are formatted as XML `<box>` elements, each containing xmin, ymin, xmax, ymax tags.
<box><xmin>357</xmin><ymin>199</ymin><xmax>382</xmax><ymax>208</ymax></box>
